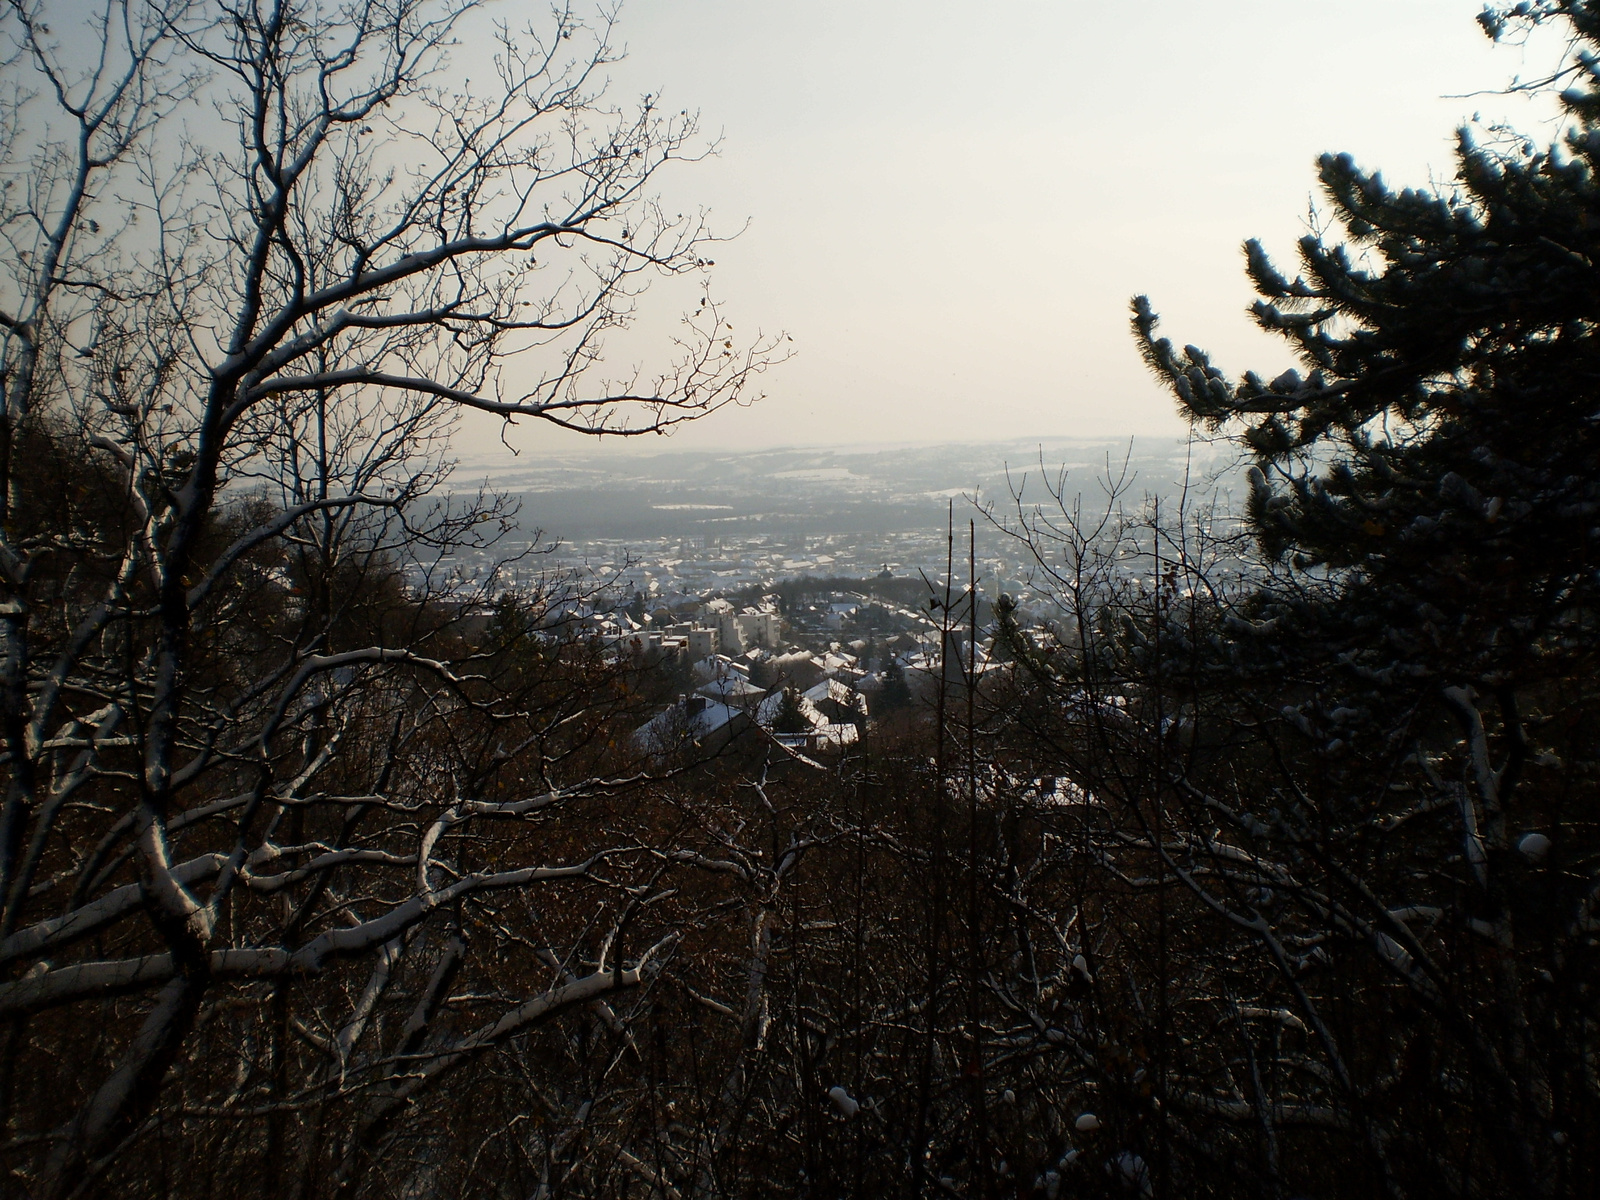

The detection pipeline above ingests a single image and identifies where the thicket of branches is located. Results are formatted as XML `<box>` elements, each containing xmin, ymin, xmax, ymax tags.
<box><xmin>0</xmin><ymin>0</ymin><xmax>782</xmax><ymax>1194</ymax></box>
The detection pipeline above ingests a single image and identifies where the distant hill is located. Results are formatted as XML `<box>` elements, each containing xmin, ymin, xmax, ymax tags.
<box><xmin>452</xmin><ymin>436</ymin><xmax>1239</xmax><ymax>543</ymax></box>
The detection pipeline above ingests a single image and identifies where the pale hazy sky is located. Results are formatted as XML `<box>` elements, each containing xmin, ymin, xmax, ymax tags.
<box><xmin>457</xmin><ymin>1</ymin><xmax>1565</xmax><ymax>459</ymax></box>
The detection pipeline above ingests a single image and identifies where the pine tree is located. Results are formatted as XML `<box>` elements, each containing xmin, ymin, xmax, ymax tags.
<box><xmin>1114</xmin><ymin>6</ymin><xmax>1600</xmax><ymax>1190</ymax></box>
<box><xmin>1133</xmin><ymin>0</ymin><xmax>1600</xmax><ymax>693</ymax></box>
<box><xmin>772</xmin><ymin>686</ymin><xmax>811</xmax><ymax>734</ymax></box>
<box><xmin>878</xmin><ymin>658</ymin><xmax>912</xmax><ymax>713</ymax></box>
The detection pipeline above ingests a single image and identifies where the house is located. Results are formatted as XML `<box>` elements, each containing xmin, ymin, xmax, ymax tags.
<box><xmin>633</xmin><ymin>694</ymin><xmax>752</xmax><ymax>756</ymax></box>
<box><xmin>773</xmin><ymin>723</ymin><xmax>859</xmax><ymax>752</ymax></box>
<box><xmin>803</xmin><ymin>677</ymin><xmax>869</xmax><ymax>729</ymax></box>
<box><xmin>756</xmin><ymin>685</ymin><xmax>865</xmax><ymax>755</ymax></box>
<box><xmin>823</xmin><ymin>600</ymin><xmax>860</xmax><ymax>631</ymax></box>
<box><xmin>699</xmin><ymin>674</ymin><xmax>766</xmax><ymax>704</ymax></box>
<box><xmin>632</xmin><ymin>690</ymin><xmax>829</xmax><ymax>771</ymax></box>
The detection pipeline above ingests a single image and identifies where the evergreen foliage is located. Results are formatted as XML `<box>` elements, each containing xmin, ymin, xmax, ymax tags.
<box><xmin>877</xmin><ymin>657</ymin><xmax>912</xmax><ymax>712</ymax></box>
<box><xmin>772</xmin><ymin>686</ymin><xmax>811</xmax><ymax>733</ymax></box>
<box><xmin>1133</xmin><ymin>6</ymin><xmax>1600</xmax><ymax>690</ymax></box>
<box><xmin>1110</xmin><ymin>5</ymin><xmax>1600</xmax><ymax>1192</ymax></box>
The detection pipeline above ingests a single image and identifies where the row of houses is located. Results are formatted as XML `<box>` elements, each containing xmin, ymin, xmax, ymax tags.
<box><xmin>634</xmin><ymin>653</ymin><xmax>869</xmax><ymax>761</ymax></box>
<box><xmin>588</xmin><ymin>598</ymin><xmax>784</xmax><ymax>661</ymax></box>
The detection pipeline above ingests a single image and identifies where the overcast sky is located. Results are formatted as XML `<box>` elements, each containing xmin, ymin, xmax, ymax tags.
<box><xmin>457</xmin><ymin>0</ymin><xmax>1565</xmax><ymax>460</ymax></box>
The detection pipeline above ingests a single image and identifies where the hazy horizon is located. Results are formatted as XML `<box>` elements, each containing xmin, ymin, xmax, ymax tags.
<box><xmin>456</xmin><ymin>0</ymin><xmax>1567</xmax><ymax>459</ymax></box>
<box><xmin>453</xmin><ymin>427</ymin><xmax>1215</xmax><ymax>472</ymax></box>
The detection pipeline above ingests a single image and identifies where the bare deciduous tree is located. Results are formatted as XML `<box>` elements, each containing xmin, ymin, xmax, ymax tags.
<box><xmin>0</xmin><ymin>0</ymin><xmax>782</xmax><ymax>1192</ymax></box>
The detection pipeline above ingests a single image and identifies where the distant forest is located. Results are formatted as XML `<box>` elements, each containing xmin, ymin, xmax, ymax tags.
<box><xmin>0</xmin><ymin>2</ymin><xmax>1595</xmax><ymax>1200</ymax></box>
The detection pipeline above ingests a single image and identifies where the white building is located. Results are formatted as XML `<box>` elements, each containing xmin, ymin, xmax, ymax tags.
<box><xmin>687</xmin><ymin>627</ymin><xmax>720</xmax><ymax>658</ymax></box>
<box><xmin>716</xmin><ymin>608</ymin><xmax>782</xmax><ymax>653</ymax></box>
<box><xmin>738</xmin><ymin>609</ymin><xmax>782</xmax><ymax>649</ymax></box>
